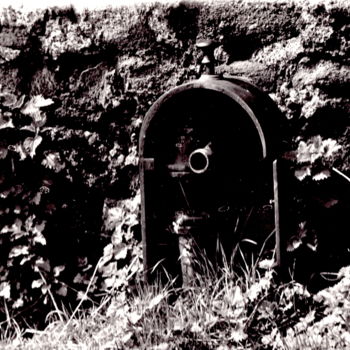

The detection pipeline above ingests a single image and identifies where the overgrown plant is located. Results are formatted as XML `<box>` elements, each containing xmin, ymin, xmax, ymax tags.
<box><xmin>0</xmin><ymin>92</ymin><xmax>66</xmax><ymax>325</ymax></box>
<box><xmin>4</xmin><ymin>246</ymin><xmax>350</xmax><ymax>350</ymax></box>
<box><xmin>282</xmin><ymin>133</ymin><xmax>350</xmax><ymax>288</ymax></box>
<box><xmin>0</xmin><ymin>90</ymin><xmax>142</xmax><ymax>329</ymax></box>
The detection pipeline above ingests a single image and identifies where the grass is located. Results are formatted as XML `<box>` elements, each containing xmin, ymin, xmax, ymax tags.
<box><xmin>1</xmin><ymin>245</ymin><xmax>350</xmax><ymax>350</ymax></box>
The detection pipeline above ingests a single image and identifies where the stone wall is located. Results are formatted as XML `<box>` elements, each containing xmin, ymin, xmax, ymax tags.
<box><xmin>0</xmin><ymin>0</ymin><xmax>349</xmax><ymax>312</ymax></box>
<box><xmin>1</xmin><ymin>0</ymin><xmax>348</xmax><ymax>182</ymax></box>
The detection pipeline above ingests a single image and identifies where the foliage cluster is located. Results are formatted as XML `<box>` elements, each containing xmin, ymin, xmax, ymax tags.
<box><xmin>0</xmin><ymin>93</ymin><xmax>60</xmax><ymax>317</ymax></box>
<box><xmin>0</xmin><ymin>89</ymin><xmax>142</xmax><ymax>328</ymax></box>
<box><xmin>259</xmin><ymin>2</ymin><xmax>350</xmax><ymax>286</ymax></box>
<box><xmin>2</xmin><ymin>256</ymin><xmax>350</xmax><ymax>349</ymax></box>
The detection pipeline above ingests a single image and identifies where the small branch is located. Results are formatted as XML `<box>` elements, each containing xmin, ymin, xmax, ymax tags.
<box><xmin>57</xmin><ymin>256</ymin><xmax>102</xmax><ymax>339</ymax></box>
<box><xmin>332</xmin><ymin>167</ymin><xmax>350</xmax><ymax>183</ymax></box>
<box><xmin>77</xmin><ymin>62</ymin><xmax>103</xmax><ymax>87</ymax></box>
<box><xmin>38</xmin><ymin>270</ymin><xmax>64</xmax><ymax>323</ymax></box>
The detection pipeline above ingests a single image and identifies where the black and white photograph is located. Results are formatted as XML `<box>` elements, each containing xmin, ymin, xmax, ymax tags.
<box><xmin>0</xmin><ymin>0</ymin><xmax>349</xmax><ymax>348</ymax></box>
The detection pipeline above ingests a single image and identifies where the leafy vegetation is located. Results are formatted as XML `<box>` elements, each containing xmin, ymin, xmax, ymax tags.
<box><xmin>0</xmin><ymin>90</ymin><xmax>142</xmax><ymax>328</ymax></box>
<box><xmin>1</xmin><ymin>251</ymin><xmax>350</xmax><ymax>349</ymax></box>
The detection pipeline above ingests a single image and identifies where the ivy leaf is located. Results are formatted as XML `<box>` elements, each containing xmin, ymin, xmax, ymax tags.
<box><xmin>53</xmin><ymin>265</ymin><xmax>65</xmax><ymax>277</ymax></box>
<box><xmin>12</xmin><ymin>95</ymin><xmax>25</xmax><ymax>109</ymax></box>
<box><xmin>32</xmin><ymin>95</ymin><xmax>54</xmax><ymax>108</ymax></box>
<box><xmin>313</xmin><ymin>170</ymin><xmax>331</xmax><ymax>181</ymax></box>
<box><xmin>35</xmin><ymin>258</ymin><xmax>51</xmax><ymax>273</ymax></box>
<box><xmin>101</xmin><ymin>262</ymin><xmax>118</xmax><ymax>277</ymax></box>
<box><xmin>73</xmin><ymin>273</ymin><xmax>84</xmax><ymax>284</ymax></box>
<box><xmin>0</xmin><ymin>114</ymin><xmax>14</xmax><ymax>130</ymax></box>
<box><xmin>125</xmin><ymin>145</ymin><xmax>139</xmax><ymax>166</ymax></box>
<box><xmin>30</xmin><ymin>192</ymin><xmax>42</xmax><ymax>205</ymax></box>
<box><xmin>20</xmin><ymin>124</ymin><xmax>36</xmax><ymax>133</ymax></box>
<box><xmin>9</xmin><ymin>245</ymin><xmax>29</xmax><ymax>258</ymax></box>
<box><xmin>287</xmin><ymin>238</ymin><xmax>303</xmax><ymax>252</ymax></box>
<box><xmin>295</xmin><ymin>166</ymin><xmax>311</xmax><ymax>181</ymax></box>
<box><xmin>41</xmin><ymin>284</ymin><xmax>49</xmax><ymax>295</ymax></box>
<box><xmin>100</xmin><ymin>243</ymin><xmax>114</xmax><ymax>266</ymax></box>
<box><xmin>0</xmin><ymin>147</ymin><xmax>8</xmax><ymax>159</ymax></box>
<box><xmin>42</xmin><ymin>152</ymin><xmax>65</xmax><ymax>172</ymax></box>
<box><xmin>20</xmin><ymin>254</ymin><xmax>35</xmax><ymax>266</ymax></box>
<box><xmin>104</xmin><ymin>276</ymin><xmax>116</xmax><ymax>289</ymax></box>
<box><xmin>296</xmin><ymin>141</ymin><xmax>310</xmax><ymax>163</ymax></box>
<box><xmin>23</xmin><ymin>136</ymin><xmax>42</xmax><ymax>158</ymax></box>
<box><xmin>33</xmin><ymin>231</ymin><xmax>46</xmax><ymax>246</ymax></box>
<box><xmin>56</xmin><ymin>285</ymin><xmax>67</xmax><ymax>297</ymax></box>
<box><xmin>114</xmin><ymin>243</ymin><xmax>128</xmax><ymax>260</ymax></box>
<box><xmin>31</xmin><ymin>279</ymin><xmax>44</xmax><ymax>289</ymax></box>
<box><xmin>34</xmin><ymin>221</ymin><xmax>45</xmax><ymax>234</ymax></box>
<box><xmin>77</xmin><ymin>291</ymin><xmax>88</xmax><ymax>301</ymax></box>
<box><xmin>322</xmin><ymin>139</ymin><xmax>342</xmax><ymax>158</ymax></box>
<box><xmin>10</xmin><ymin>143</ymin><xmax>27</xmax><ymax>160</ymax></box>
<box><xmin>296</xmin><ymin>136</ymin><xmax>341</xmax><ymax>165</ymax></box>
<box><xmin>296</xmin><ymin>136</ymin><xmax>323</xmax><ymax>164</ymax></box>
<box><xmin>0</xmin><ymin>282</ymin><xmax>10</xmax><ymax>299</ymax></box>
<box><xmin>13</xmin><ymin>298</ymin><xmax>24</xmax><ymax>309</ymax></box>
<box><xmin>1</xmin><ymin>218</ymin><xmax>23</xmax><ymax>238</ymax></box>
<box><xmin>21</xmin><ymin>95</ymin><xmax>53</xmax><ymax>116</ymax></box>
<box><xmin>24</xmin><ymin>215</ymin><xmax>35</xmax><ymax>231</ymax></box>
<box><xmin>33</xmin><ymin>112</ymin><xmax>47</xmax><ymax>128</ymax></box>
<box><xmin>21</xmin><ymin>101</ymin><xmax>39</xmax><ymax>116</ymax></box>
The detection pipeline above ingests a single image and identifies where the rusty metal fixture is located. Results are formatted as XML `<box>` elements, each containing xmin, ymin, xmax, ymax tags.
<box><xmin>189</xmin><ymin>143</ymin><xmax>213</xmax><ymax>174</ymax></box>
<box><xmin>139</xmin><ymin>39</ymin><xmax>286</xmax><ymax>283</ymax></box>
<box><xmin>196</xmin><ymin>39</ymin><xmax>216</xmax><ymax>75</ymax></box>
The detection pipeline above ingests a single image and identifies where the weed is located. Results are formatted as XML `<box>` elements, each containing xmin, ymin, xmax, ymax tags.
<box><xmin>1</xmin><ymin>243</ymin><xmax>350</xmax><ymax>349</ymax></box>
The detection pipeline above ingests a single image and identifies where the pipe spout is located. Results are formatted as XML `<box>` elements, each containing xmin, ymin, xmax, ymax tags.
<box><xmin>189</xmin><ymin>143</ymin><xmax>213</xmax><ymax>174</ymax></box>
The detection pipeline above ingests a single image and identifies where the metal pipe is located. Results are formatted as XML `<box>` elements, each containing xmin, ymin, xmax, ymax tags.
<box><xmin>188</xmin><ymin>143</ymin><xmax>213</xmax><ymax>174</ymax></box>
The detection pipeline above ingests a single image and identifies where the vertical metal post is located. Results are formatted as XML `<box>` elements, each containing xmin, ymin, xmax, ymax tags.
<box><xmin>273</xmin><ymin>159</ymin><xmax>281</xmax><ymax>267</ymax></box>
<box><xmin>140</xmin><ymin>157</ymin><xmax>149</xmax><ymax>282</ymax></box>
